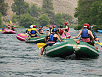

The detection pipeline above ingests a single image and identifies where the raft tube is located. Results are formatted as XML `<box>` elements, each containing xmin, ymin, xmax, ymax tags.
<box><xmin>16</xmin><ymin>33</ymin><xmax>27</xmax><ymax>41</ymax></box>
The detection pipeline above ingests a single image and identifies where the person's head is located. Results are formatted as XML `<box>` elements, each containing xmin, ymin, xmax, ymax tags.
<box><xmin>64</xmin><ymin>22</ymin><xmax>68</xmax><ymax>26</ymax></box>
<box><xmin>8</xmin><ymin>24</ymin><xmax>10</xmax><ymax>26</ymax></box>
<box><xmin>39</xmin><ymin>26</ymin><xmax>43</xmax><ymax>29</ymax></box>
<box><xmin>60</xmin><ymin>26</ymin><xmax>63</xmax><ymax>28</ymax></box>
<box><xmin>29</xmin><ymin>26</ymin><xmax>31</xmax><ymax>28</ymax></box>
<box><xmin>30</xmin><ymin>25</ymin><xmax>33</xmax><ymax>28</ymax></box>
<box><xmin>49</xmin><ymin>25</ymin><xmax>52</xmax><ymax>29</ymax></box>
<box><xmin>88</xmin><ymin>27</ymin><xmax>91</xmax><ymax>30</ymax></box>
<box><xmin>33</xmin><ymin>25</ymin><xmax>36</xmax><ymax>28</ymax></box>
<box><xmin>53</xmin><ymin>25</ymin><xmax>56</xmax><ymax>28</ymax></box>
<box><xmin>84</xmin><ymin>23</ymin><xmax>89</xmax><ymax>29</ymax></box>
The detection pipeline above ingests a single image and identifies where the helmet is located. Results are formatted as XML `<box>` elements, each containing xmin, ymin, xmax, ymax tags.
<box><xmin>53</xmin><ymin>25</ymin><xmax>56</xmax><ymax>28</ymax></box>
<box><xmin>64</xmin><ymin>22</ymin><xmax>68</xmax><ymax>25</ymax></box>
<box><xmin>52</xmin><ymin>28</ymin><xmax>57</xmax><ymax>32</ymax></box>
<box><xmin>29</xmin><ymin>26</ymin><xmax>31</xmax><ymax>28</ymax></box>
<box><xmin>33</xmin><ymin>25</ymin><xmax>36</xmax><ymax>28</ymax></box>
<box><xmin>49</xmin><ymin>25</ymin><xmax>52</xmax><ymax>29</ymax></box>
<box><xmin>84</xmin><ymin>23</ymin><xmax>89</xmax><ymax>28</ymax></box>
<box><xmin>39</xmin><ymin>26</ymin><xmax>42</xmax><ymax>28</ymax></box>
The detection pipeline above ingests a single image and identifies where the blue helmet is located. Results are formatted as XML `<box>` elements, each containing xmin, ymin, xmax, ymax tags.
<box><xmin>29</xmin><ymin>26</ymin><xmax>31</xmax><ymax>28</ymax></box>
<box><xmin>39</xmin><ymin>26</ymin><xmax>43</xmax><ymax>28</ymax></box>
<box><xmin>52</xmin><ymin>28</ymin><xmax>57</xmax><ymax>32</ymax></box>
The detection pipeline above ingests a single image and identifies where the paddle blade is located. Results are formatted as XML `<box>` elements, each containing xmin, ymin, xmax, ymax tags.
<box><xmin>0</xmin><ymin>30</ymin><xmax>2</xmax><ymax>32</ymax></box>
<box><xmin>37</xmin><ymin>43</ymin><xmax>46</xmax><ymax>49</ymax></box>
<box><xmin>95</xmin><ymin>42</ymin><xmax>102</xmax><ymax>46</ymax></box>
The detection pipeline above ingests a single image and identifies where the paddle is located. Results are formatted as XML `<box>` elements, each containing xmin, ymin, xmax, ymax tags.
<box><xmin>0</xmin><ymin>30</ymin><xmax>2</xmax><ymax>32</ymax></box>
<box><xmin>37</xmin><ymin>43</ymin><xmax>46</xmax><ymax>49</ymax></box>
<box><xmin>95</xmin><ymin>42</ymin><xmax>102</xmax><ymax>46</ymax></box>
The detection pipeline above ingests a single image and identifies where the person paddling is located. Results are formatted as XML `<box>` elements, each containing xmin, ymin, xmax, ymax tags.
<box><xmin>40</xmin><ymin>28</ymin><xmax>62</xmax><ymax>55</ymax></box>
<box><xmin>27</xmin><ymin>25</ymin><xmax>41</xmax><ymax>41</ymax></box>
<box><xmin>88</xmin><ymin>26</ymin><xmax>99</xmax><ymax>46</ymax></box>
<box><xmin>73</xmin><ymin>23</ymin><xmax>94</xmax><ymax>43</ymax></box>
<box><xmin>38</xmin><ymin>26</ymin><xmax>44</xmax><ymax>34</ymax></box>
<box><xmin>64</xmin><ymin>22</ymin><xmax>69</xmax><ymax>32</ymax></box>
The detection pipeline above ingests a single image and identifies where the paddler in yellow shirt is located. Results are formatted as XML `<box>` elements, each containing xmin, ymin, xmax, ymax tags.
<box><xmin>27</xmin><ymin>25</ymin><xmax>41</xmax><ymax>41</ymax></box>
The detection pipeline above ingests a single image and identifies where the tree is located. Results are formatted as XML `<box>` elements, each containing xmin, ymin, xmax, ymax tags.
<box><xmin>0</xmin><ymin>12</ymin><xmax>3</xmax><ymax>27</ymax></box>
<box><xmin>0</xmin><ymin>0</ymin><xmax>8</xmax><ymax>16</ymax></box>
<box><xmin>62</xmin><ymin>14</ymin><xmax>72</xmax><ymax>23</ymax></box>
<box><xmin>74</xmin><ymin>0</ymin><xmax>102</xmax><ymax>28</ymax></box>
<box><xmin>19</xmin><ymin>13</ymin><xmax>35</xmax><ymax>28</ymax></box>
<box><xmin>55</xmin><ymin>13</ymin><xmax>64</xmax><ymax>26</ymax></box>
<box><xmin>38</xmin><ymin>14</ymin><xmax>50</xmax><ymax>26</ymax></box>
<box><xmin>42</xmin><ymin>0</ymin><xmax>55</xmax><ymax>25</ymax></box>
<box><xmin>12</xmin><ymin>0</ymin><xmax>30</xmax><ymax>19</ymax></box>
<box><xmin>30</xmin><ymin>4</ymin><xmax>39</xmax><ymax>17</ymax></box>
<box><xmin>42</xmin><ymin>0</ymin><xmax>53</xmax><ymax>14</ymax></box>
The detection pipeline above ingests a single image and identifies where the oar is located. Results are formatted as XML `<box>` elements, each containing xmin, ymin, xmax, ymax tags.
<box><xmin>37</xmin><ymin>43</ymin><xmax>46</xmax><ymax>49</ymax></box>
<box><xmin>95</xmin><ymin>42</ymin><xmax>102</xmax><ymax>46</ymax></box>
<box><xmin>0</xmin><ymin>30</ymin><xmax>2</xmax><ymax>32</ymax></box>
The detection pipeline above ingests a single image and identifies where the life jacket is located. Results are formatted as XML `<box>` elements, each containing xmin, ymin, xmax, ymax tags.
<box><xmin>31</xmin><ymin>30</ymin><xmax>36</xmax><ymax>34</ymax></box>
<box><xmin>12</xmin><ymin>27</ymin><xmax>15</xmax><ymax>30</ymax></box>
<box><xmin>89</xmin><ymin>35</ymin><xmax>93</xmax><ymax>42</ymax></box>
<box><xmin>2</xmin><ymin>27</ymin><xmax>4</xmax><ymax>30</ymax></box>
<box><xmin>48</xmin><ymin>34</ymin><xmax>54</xmax><ymax>41</ymax></box>
<box><xmin>59</xmin><ymin>29</ymin><xmax>63</xmax><ymax>35</ymax></box>
<box><xmin>28</xmin><ymin>28</ymin><xmax>32</xmax><ymax>32</ymax></box>
<box><xmin>65</xmin><ymin>26</ymin><xmax>69</xmax><ymax>32</ymax></box>
<box><xmin>81</xmin><ymin>29</ymin><xmax>89</xmax><ymax>38</ymax></box>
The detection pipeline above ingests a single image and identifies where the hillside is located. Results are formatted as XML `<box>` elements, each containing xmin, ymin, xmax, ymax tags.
<box><xmin>4</xmin><ymin>0</ymin><xmax>78</xmax><ymax>24</ymax></box>
<box><xmin>25</xmin><ymin>0</ymin><xmax>78</xmax><ymax>19</ymax></box>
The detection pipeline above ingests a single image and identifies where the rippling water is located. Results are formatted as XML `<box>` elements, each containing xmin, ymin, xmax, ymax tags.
<box><xmin>0</xmin><ymin>28</ymin><xmax>102</xmax><ymax>77</ymax></box>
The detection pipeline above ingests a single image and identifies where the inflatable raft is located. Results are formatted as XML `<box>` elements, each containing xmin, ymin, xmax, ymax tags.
<box><xmin>97</xmin><ymin>30</ymin><xmax>102</xmax><ymax>33</ymax></box>
<box><xmin>2</xmin><ymin>30</ymin><xmax>16</xmax><ymax>34</ymax></box>
<box><xmin>16</xmin><ymin>33</ymin><xmax>27</xmax><ymax>41</ymax></box>
<box><xmin>44</xmin><ymin>39</ymin><xmax>99</xmax><ymax>59</ymax></box>
<box><xmin>25</xmin><ymin>34</ymin><xmax>45</xmax><ymax>43</ymax></box>
<box><xmin>61</xmin><ymin>33</ymin><xmax>71</xmax><ymax>39</ymax></box>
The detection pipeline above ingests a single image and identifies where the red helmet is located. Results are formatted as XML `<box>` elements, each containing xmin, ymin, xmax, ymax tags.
<box><xmin>8</xmin><ymin>24</ymin><xmax>10</xmax><ymax>26</ymax></box>
<box><xmin>53</xmin><ymin>25</ymin><xmax>56</xmax><ymax>28</ymax></box>
<box><xmin>84</xmin><ymin>23</ymin><xmax>89</xmax><ymax>28</ymax></box>
<box><xmin>64</xmin><ymin>22</ymin><xmax>68</xmax><ymax>25</ymax></box>
<box><xmin>33</xmin><ymin>25</ymin><xmax>36</xmax><ymax>28</ymax></box>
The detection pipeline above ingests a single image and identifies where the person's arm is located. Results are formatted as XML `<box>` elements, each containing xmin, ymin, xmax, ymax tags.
<box><xmin>36</xmin><ymin>30</ymin><xmax>41</xmax><ymax>35</ymax></box>
<box><xmin>73</xmin><ymin>30</ymin><xmax>82</xmax><ymax>39</ymax></box>
<box><xmin>56</xmin><ymin>34</ymin><xmax>61</xmax><ymax>42</ymax></box>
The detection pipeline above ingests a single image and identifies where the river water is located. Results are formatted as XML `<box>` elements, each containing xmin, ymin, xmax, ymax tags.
<box><xmin>0</xmin><ymin>28</ymin><xmax>102</xmax><ymax>77</ymax></box>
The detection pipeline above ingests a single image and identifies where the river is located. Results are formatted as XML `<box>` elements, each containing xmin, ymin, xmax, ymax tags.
<box><xmin>0</xmin><ymin>28</ymin><xmax>102</xmax><ymax>77</ymax></box>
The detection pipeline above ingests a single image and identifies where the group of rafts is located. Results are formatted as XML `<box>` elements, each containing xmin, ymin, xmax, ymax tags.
<box><xmin>1</xmin><ymin>24</ymin><xmax>16</xmax><ymax>34</ymax></box>
<box><xmin>16</xmin><ymin>23</ymin><xmax>100</xmax><ymax>59</ymax></box>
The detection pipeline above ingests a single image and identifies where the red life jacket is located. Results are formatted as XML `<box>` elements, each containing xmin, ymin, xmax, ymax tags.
<box><xmin>59</xmin><ymin>29</ymin><xmax>63</xmax><ymax>35</ymax></box>
<box><xmin>65</xmin><ymin>26</ymin><xmax>69</xmax><ymax>32</ymax></box>
<box><xmin>89</xmin><ymin>35</ymin><xmax>93</xmax><ymax>42</ymax></box>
